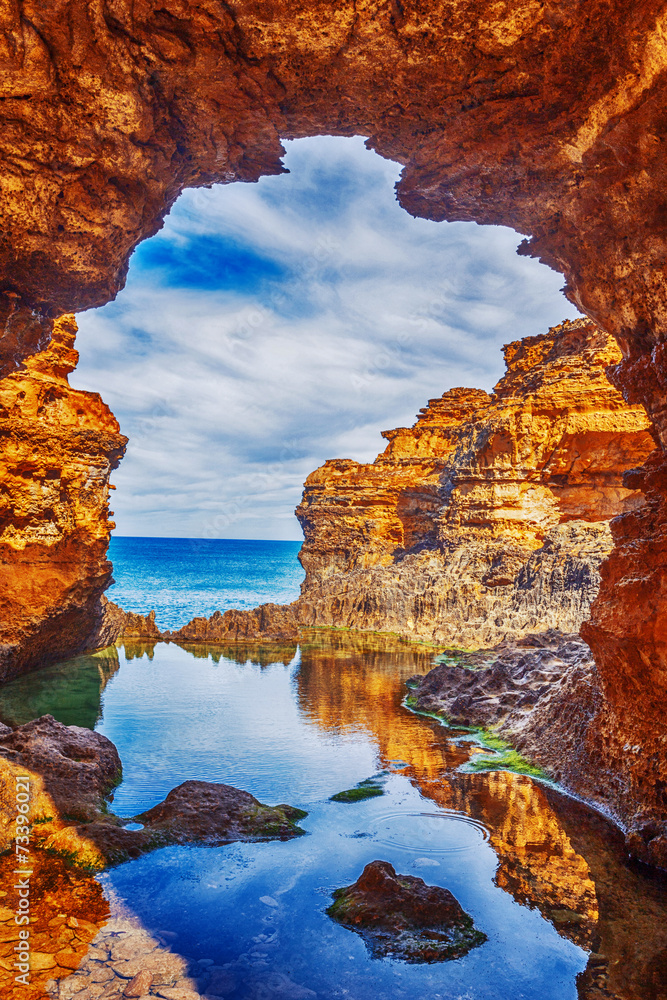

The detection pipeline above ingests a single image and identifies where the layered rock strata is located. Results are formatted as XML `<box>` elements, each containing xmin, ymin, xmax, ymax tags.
<box><xmin>296</xmin><ymin>319</ymin><xmax>654</xmax><ymax>645</ymax></box>
<box><xmin>0</xmin><ymin>316</ymin><xmax>127</xmax><ymax>681</ymax></box>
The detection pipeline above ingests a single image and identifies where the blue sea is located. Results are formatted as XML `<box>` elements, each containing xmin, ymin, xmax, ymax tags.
<box><xmin>107</xmin><ymin>536</ymin><xmax>305</xmax><ymax>631</ymax></box>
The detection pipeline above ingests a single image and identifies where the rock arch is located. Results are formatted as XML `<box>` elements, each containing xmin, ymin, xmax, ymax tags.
<box><xmin>1</xmin><ymin>0</ymin><xmax>667</xmax><ymax>862</ymax></box>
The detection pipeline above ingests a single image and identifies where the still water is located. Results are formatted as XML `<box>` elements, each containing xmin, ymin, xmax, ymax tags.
<box><xmin>1</xmin><ymin>632</ymin><xmax>666</xmax><ymax>999</ymax></box>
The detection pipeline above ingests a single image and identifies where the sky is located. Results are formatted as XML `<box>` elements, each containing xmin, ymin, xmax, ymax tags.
<box><xmin>71</xmin><ymin>135</ymin><xmax>581</xmax><ymax>540</ymax></box>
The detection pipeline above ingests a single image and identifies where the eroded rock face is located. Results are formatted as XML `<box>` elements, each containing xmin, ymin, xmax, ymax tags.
<box><xmin>296</xmin><ymin>319</ymin><xmax>654</xmax><ymax>645</ymax></box>
<box><xmin>327</xmin><ymin>860</ymin><xmax>486</xmax><ymax>962</ymax></box>
<box><xmin>167</xmin><ymin>603</ymin><xmax>300</xmax><ymax>644</ymax></box>
<box><xmin>2</xmin><ymin>0</ymin><xmax>667</xmax><ymax>351</ymax></box>
<box><xmin>0</xmin><ymin>316</ymin><xmax>127</xmax><ymax>681</ymax></box>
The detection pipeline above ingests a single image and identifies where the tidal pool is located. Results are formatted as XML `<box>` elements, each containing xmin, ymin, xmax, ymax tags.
<box><xmin>1</xmin><ymin>631</ymin><xmax>666</xmax><ymax>999</ymax></box>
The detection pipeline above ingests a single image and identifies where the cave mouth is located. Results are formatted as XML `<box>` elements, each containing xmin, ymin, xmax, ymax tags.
<box><xmin>69</xmin><ymin>135</ymin><xmax>583</xmax><ymax>557</ymax></box>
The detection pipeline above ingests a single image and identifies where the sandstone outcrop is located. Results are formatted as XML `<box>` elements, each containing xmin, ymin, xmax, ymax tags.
<box><xmin>0</xmin><ymin>316</ymin><xmax>127</xmax><ymax>681</ymax></box>
<box><xmin>1</xmin><ymin>0</ymin><xmax>667</xmax><ymax>878</ymax></box>
<box><xmin>167</xmin><ymin>602</ymin><xmax>300</xmax><ymax>644</ymax></box>
<box><xmin>327</xmin><ymin>860</ymin><xmax>486</xmax><ymax>962</ymax></box>
<box><xmin>296</xmin><ymin>319</ymin><xmax>654</xmax><ymax>645</ymax></box>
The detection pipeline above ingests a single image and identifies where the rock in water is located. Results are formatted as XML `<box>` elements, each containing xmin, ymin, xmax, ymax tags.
<box><xmin>327</xmin><ymin>860</ymin><xmax>486</xmax><ymax>962</ymax></box>
<box><xmin>137</xmin><ymin>779</ymin><xmax>307</xmax><ymax>845</ymax></box>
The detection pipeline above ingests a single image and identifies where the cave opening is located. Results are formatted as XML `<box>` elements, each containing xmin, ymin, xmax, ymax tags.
<box><xmin>69</xmin><ymin>135</ymin><xmax>581</xmax><ymax>551</ymax></box>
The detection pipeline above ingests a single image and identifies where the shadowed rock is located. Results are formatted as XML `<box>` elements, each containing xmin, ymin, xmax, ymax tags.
<box><xmin>327</xmin><ymin>860</ymin><xmax>486</xmax><ymax>962</ymax></box>
<box><xmin>0</xmin><ymin>714</ymin><xmax>122</xmax><ymax>821</ymax></box>
<box><xmin>138</xmin><ymin>779</ymin><xmax>307</xmax><ymax>846</ymax></box>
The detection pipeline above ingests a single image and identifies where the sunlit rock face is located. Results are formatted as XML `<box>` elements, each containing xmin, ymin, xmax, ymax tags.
<box><xmin>296</xmin><ymin>319</ymin><xmax>654</xmax><ymax>645</ymax></box>
<box><xmin>2</xmin><ymin>0</ymin><xmax>667</xmax><ymax>868</ymax></box>
<box><xmin>0</xmin><ymin>316</ymin><xmax>127</xmax><ymax>681</ymax></box>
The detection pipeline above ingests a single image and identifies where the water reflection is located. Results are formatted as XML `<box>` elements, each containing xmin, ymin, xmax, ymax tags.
<box><xmin>295</xmin><ymin>631</ymin><xmax>667</xmax><ymax>999</ymax></box>
<box><xmin>0</xmin><ymin>632</ymin><xmax>665</xmax><ymax>999</ymax></box>
<box><xmin>0</xmin><ymin>647</ymin><xmax>120</xmax><ymax>729</ymax></box>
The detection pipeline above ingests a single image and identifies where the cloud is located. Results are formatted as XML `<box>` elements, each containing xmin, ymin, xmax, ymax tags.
<box><xmin>70</xmin><ymin>135</ymin><xmax>582</xmax><ymax>540</ymax></box>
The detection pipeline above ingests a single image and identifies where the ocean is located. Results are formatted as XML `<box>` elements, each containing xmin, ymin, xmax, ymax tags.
<box><xmin>106</xmin><ymin>536</ymin><xmax>305</xmax><ymax>631</ymax></box>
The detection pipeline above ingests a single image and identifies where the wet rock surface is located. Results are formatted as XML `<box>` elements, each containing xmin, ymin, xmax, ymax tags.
<box><xmin>137</xmin><ymin>780</ymin><xmax>307</xmax><ymax>847</ymax></box>
<box><xmin>327</xmin><ymin>860</ymin><xmax>486</xmax><ymax>962</ymax></box>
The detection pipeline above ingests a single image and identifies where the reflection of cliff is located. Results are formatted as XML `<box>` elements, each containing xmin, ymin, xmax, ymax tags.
<box><xmin>0</xmin><ymin>848</ymin><xmax>110</xmax><ymax>1000</ymax></box>
<box><xmin>179</xmin><ymin>642</ymin><xmax>297</xmax><ymax>668</ymax></box>
<box><xmin>294</xmin><ymin>634</ymin><xmax>667</xmax><ymax>992</ymax></box>
<box><xmin>296</xmin><ymin>321</ymin><xmax>654</xmax><ymax>647</ymax></box>
<box><xmin>0</xmin><ymin>646</ymin><xmax>120</xmax><ymax>730</ymax></box>
<box><xmin>428</xmin><ymin>772</ymin><xmax>598</xmax><ymax>951</ymax></box>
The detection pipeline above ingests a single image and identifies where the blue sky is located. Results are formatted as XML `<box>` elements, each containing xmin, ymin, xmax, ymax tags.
<box><xmin>71</xmin><ymin>136</ymin><xmax>581</xmax><ymax>540</ymax></box>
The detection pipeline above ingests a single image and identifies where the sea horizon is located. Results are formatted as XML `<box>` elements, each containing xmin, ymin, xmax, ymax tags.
<box><xmin>107</xmin><ymin>536</ymin><xmax>305</xmax><ymax>632</ymax></box>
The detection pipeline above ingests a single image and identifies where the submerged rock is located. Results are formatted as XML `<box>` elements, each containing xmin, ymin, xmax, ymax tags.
<box><xmin>330</xmin><ymin>777</ymin><xmax>385</xmax><ymax>802</ymax></box>
<box><xmin>327</xmin><ymin>860</ymin><xmax>486</xmax><ymax>962</ymax></box>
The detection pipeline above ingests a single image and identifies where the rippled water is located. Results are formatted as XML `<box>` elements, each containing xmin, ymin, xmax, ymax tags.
<box><xmin>2</xmin><ymin>632</ymin><xmax>667</xmax><ymax>999</ymax></box>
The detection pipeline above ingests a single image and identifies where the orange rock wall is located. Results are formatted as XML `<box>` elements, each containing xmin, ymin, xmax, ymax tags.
<box><xmin>296</xmin><ymin>319</ymin><xmax>655</xmax><ymax>645</ymax></box>
<box><xmin>0</xmin><ymin>0</ymin><xmax>667</xmax><ymax>863</ymax></box>
<box><xmin>0</xmin><ymin>317</ymin><xmax>127</xmax><ymax>680</ymax></box>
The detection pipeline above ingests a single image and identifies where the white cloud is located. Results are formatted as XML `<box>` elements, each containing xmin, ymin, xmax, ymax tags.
<box><xmin>71</xmin><ymin>136</ymin><xmax>581</xmax><ymax>539</ymax></box>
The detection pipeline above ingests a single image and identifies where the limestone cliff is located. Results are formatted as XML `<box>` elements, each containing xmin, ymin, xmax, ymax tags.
<box><xmin>0</xmin><ymin>317</ymin><xmax>127</xmax><ymax>681</ymax></box>
<box><xmin>1</xmin><ymin>0</ymin><xmax>667</xmax><ymax>877</ymax></box>
<box><xmin>296</xmin><ymin>319</ymin><xmax>655</xmax><ymax>645</ymax></box>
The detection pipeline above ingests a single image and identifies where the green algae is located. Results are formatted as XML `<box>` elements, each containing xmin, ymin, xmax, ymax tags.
<box><xmin>330</xmin><ymin>785</ymin><xmax>385</xmax><ymax>803</ymax></box>
<box><xmin>402</xmin><ymin>693</ymin><xmax>551</xmax><ymax>781</ymax></box>
<box><xmin>330</xmin><ymin>776</ymin><xmax>385</xmax><ymax>803</ymax></box>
